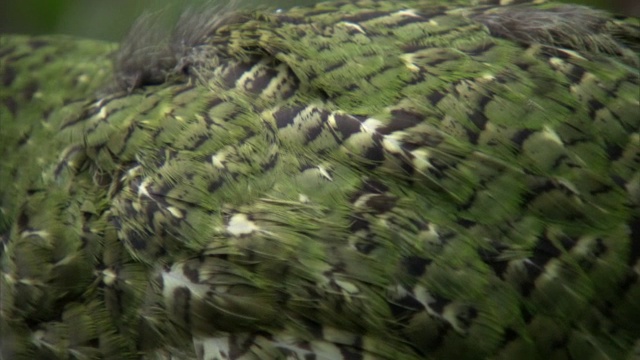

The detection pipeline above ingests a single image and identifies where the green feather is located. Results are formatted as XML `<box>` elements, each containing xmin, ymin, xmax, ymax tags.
<box><xmin>1</xmin><ymin>1</ymin><xmax>639</xmax><ymax>359</ymax></box>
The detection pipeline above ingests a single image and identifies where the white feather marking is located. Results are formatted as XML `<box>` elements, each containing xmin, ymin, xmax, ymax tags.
<box><xmin>400</xmin><ymin>53</ymin><xmax>420</xmax><ymax>72</ymax></box>
<box><xmin>318</xmin><ymin>165</ymin><xmax>333</xmax><ymax>181</ymax></box>
<box><xmin>335</xmin><ymin>280</ymin><xmax>359</xmax><ymax>294</ymax></box>
<box><xmin>167</xmin><ymin>206</ymin><xmax>184</xmax><ymax>219</ymax></box>
<box><xmin>102</xmin><ymin>268</ymin><xmax>117</xmax><ymax>286</ymax></box>
<box><xmin>98</xmin><ymin>106</ymin><xmax>108</xmax><ymax>119</ymax></box>
<box><xmin>382</xmin><ymin>136</ymin><xmax>402</xmax><ymax>154</ymax></box>
<box><xmin>138</xmin><ymin>178</ymin><xmax>152</xmax><ymax>198</ymax></box>
<box><xmin>20</xmin><ymin>230</ymin><xmax>50</xmax><ymax>239</ymax></box>
<box><xmin>361</xmin><ymin>118</ymin><xmax>383</xmax><ymax>133</ymax></box>
<box><xmin>395</xmin><ymin>9</ymin><xmax>421</xmax><ymax>18</ymax></box>
<box><xmin>193</xmin><ymin>336</ymin><xmax>232</xmax><ymax>360</ymax></box>
<box><xmin>211</xmin><ymin>152</ymin><xmax>226</xmax><ymax>168</ymax></box>
<box><xmin>411</xmin><ymin>149</ymin><xmax>433</xmax><ymax>172</ymax></box>
<box><xmin>354</xmin><ymin>194</ymin><xmax>375</xmax><ymax>209</ymax></box>
<box><xmin>339</xmin><ymin>21</ymin><xmax>365</xmax><ymax>34</ymax></box>
<box><xmin>162</xmin><ymin>264</ymin><xmax>209</xmax><ymax>299</ymax></box>
<box><xmin>226</xmin><ymin>213</ymin><xmax>259</xmax><ymax>236</ymax></box>
<box><xmin>542</xmin><ymin>125</ymin><xmax>563</xmax><ymax>145</ymax></box>
<box><xmin>77</xmin><ymin>74</ymin><xmax>90</xmax><ymax>84</ymax></box>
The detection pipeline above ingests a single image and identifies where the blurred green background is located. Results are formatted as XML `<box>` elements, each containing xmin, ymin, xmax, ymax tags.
<box><xmin>1</xmin><ymin>0</ymin><xmax>639</xmax><ymax>41</ymax></box>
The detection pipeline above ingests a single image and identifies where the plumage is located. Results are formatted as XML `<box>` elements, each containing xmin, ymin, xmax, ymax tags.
<box><xmin>1</xmin><ymin>1</ymin><xmax>639</xmax><ymax>359</ymax></box>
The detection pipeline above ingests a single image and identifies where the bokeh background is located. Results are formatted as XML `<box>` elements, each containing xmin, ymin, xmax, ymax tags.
<box><xmin>1</xmin><ymin>0</ymin><xmax>639</xmax><ymax>41</ymax></box>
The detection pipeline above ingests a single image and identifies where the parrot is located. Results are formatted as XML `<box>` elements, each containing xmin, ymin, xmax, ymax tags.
<box><xmin>1</xmin><ymin>0</ymin><xmax>639</xmax><ymax>359</ymax></box>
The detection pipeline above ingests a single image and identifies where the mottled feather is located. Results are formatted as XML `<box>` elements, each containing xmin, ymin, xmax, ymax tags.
<box><xmin>1</xmin><ymin>1</ymin><xmax>639</xmax><ymax>359</ymax></box>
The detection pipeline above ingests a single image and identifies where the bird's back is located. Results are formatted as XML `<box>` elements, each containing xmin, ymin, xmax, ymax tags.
<box><xmin>1</xmin><ymin>1</ymin><xmax>639</xmax><ymax>359</ymax></box>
